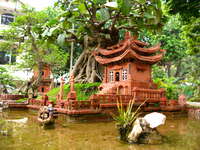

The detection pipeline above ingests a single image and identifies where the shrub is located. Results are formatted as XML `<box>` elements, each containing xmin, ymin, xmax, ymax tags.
<box><xmin>15</xmin><ymin>98</ymin><xmax>28</xmax><ymax>103</ymax></box>
<box><xmin>45</xmin><ymin>82</ymin><xmax>101</xmax><ymax>102</ymax></box>
<box><xmin>154</xmin><ymin>77</ymin><xmax>180</xmax><ymax>100</ymax></box>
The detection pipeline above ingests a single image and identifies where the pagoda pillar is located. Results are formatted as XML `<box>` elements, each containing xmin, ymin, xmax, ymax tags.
<box><xmin>67</xmin><ymin>74</ymin><xmax>77</xmax><ymax>101</ymax></box>
<box><xmin>103</xmin><ymin>66</ymin><xmax>107</xmax><ymax>83</ymax></box>
<box><xmin>59</xmin><ymin>77</ymin><xmax>65</xmax><ymax>101</ymax></box>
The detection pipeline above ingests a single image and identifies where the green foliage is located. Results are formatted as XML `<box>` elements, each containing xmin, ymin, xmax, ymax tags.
<box><xmin>46</xmin><ymin>82</ymin><xmax>101</xmax><ymax>102</ymax></box>
<box><xmin>182</xmin><ymin>18</ymin><xmax>200</xmax><ymax>54</ymax></box>
<box><xmin>179</xmin><ymin>56</ymin><xmax>200</xmax><ymax>101</ymax></box>
<box><xmin>15</xmin><ymin>98</ymin><xmax>28</xmax><ymax>103</ymax></box>
<box><xmin>164</xmin><ymin>0</ymin><xmax>200</xmax><ymax>22</ymax></box>
<box><xmin>0</xmin><ymin>66</ymin><xmax>15</xmax><ymax>92</ymax></box>
<box><xmin>164</xmin><ymin>0</ymin><xmax>200</xmax><ymax>75</ymax></box>
<box><xmin>152</xmin><ymin>65</ymin><xmax>166</xmax><ymax>79</ymax></box>
<box><xmin>0</xmin><ymin>41</ymin><xmax>16</xmax><ymax>53</ymax></box>
<box><xmin>140</xmin><ymin>15</ymin><xmax>187</xmax><ymax>89</ymax></box>
<box><xmin>154</xmin><ymin>77</ymin><xmax>179</xmax><ymax>100</ymax></box>
<box><xmin>52</xmin><ymin>0</ymin><xmax>165</xmax><ymax>48</ymax></box>
<box><xmin>140</xmin><ymin>15</ymin><xmax>186</xmax><ymax>64</ymax></box>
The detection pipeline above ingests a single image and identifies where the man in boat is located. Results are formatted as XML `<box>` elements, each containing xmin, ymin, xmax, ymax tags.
<box><xmin>38</xmin><ymin>101</ymin><xmax>55</xmax><ymax>124</ymax></box>
<box><xmin>47</xmin><ymin>101</ymin><xmax>54</xmax><ymax>116</ymax></box>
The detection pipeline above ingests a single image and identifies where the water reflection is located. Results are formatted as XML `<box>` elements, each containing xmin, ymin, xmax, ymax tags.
<box><xmin>0</xmin><ymin>109</ymin><xmax>200</xmax><ymax>150</ymax></box>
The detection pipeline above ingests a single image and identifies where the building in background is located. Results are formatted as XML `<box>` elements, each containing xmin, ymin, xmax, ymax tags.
<box><xmin>0</xmin><ymin>0</ymin><xmax>33</xmax><ymax>87</ymax></box>
<box><xmin>0</xmin><ymin>0</ymin><xmax>22</xmax><ymax>64</ymax></box>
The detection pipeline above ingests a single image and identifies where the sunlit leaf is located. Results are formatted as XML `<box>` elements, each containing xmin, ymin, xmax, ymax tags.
<box><xmin>78</xmin><ymin>3</ymin><xmax>87</xmax><ymax>14</ymax></box>
<box><xmin>57</xmin><ymin>33</ymin><xmax>66</xmax><ymax>46</ymax></box>
<box><xmin>93</xmin><ymin>0</ymin><xmax>106</xmax><ymax>5</ymax></box>
<box><xmin>96</xmin><ymin>8</ymin><xmax>110</xmax><ymax>21</ymax></box>
<box><xmin>117</xmin><ymin>0</ymin><xmax>131</xmax><ymax>16</ymax></box>
<box><xmin>104</xmin><ymin>2</ymin><xmax>118</xmax><ymax>8</ymax></box>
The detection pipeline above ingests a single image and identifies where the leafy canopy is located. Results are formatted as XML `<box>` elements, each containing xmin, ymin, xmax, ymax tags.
<box><xmin>0</xmin><ymin>6</ymin><xmax>68</xmax><ymax>76</ymax></box>
<box><xmin>49</xmin><ymin>0</ymin><xmax>165</xmax><ymax>48</ymax></box>
<box><xmin>164</xmin><ymin>0</ymin><xmax>200</xmax><ymax>22</ymax></box>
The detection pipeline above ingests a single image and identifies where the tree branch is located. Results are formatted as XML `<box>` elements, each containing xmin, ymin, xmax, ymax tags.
<box><xmin>84</xmin><ymin>2</ymin><xmax>94</xmax><ymax>24</ymax></box>
<box><xmin>118</xmin><ymin>25</ymin><xmax>139</xmax><ymax>31</ymax></box>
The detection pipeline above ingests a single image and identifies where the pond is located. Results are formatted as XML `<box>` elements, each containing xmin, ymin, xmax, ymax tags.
<box><xmin>0</xmin><ymin>109</ymin><xmax>200</xmax><ymax>150</ymax></box>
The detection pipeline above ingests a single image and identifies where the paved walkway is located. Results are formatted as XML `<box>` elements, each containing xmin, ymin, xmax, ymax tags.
<box><xmin>187</xmin><ymin>102</ymin><xmax>200</xmax><ymax>107</ymax></box>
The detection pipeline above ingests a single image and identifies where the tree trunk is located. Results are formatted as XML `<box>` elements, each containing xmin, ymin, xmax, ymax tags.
<box><xmin>174</xmin><ymin>61</ymin><xmax>181</xmax><ymax>77</ymax></box>
<box><xmin>72</xmin><ymin>50</ymin><xmax>102</xmax><ymax>83</ymax></box>
<box><xmin>72</xmin><ymin>33</ymin><xmax>119</xmax><ymax>83</ymax></box>
<box><xmin>165</xmin><ymin>63</ymin><xmax>172</xmax><ymax>78</ymax></box>
<box><xmin>18</xmin><ymin>62</ymin><xmax>44</xmax><ymax>98</ymax></box>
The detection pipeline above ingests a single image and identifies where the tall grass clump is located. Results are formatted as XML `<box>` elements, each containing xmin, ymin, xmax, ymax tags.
<box><xmin>112</xmin><ymin>99</ymin><xmax>145</xmax><ymax>141</ymax></box>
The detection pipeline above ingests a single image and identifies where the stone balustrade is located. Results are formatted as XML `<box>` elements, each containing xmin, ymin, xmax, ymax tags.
<box><xmin>132</xmin><ymin>81</ymin><xmax>157</xmax><ymax>88</ymax></box>
<box><xmin>0</xmin><ymin>94</ymin><xmax>26</xmax><ymax>100</ymax></box>
<box><xmin>67</xmin><ymin>100</ymin><xmax>91</xmax><ymax>110</ymax></box>
<box><xmin>28</xmin><ymin>99</ymin><xmax>44</xmax><ymax>106</ymax></box>
<box><xmin>132</xmin><ymin>88</ymin><xmax>165</xmax><ymax>103</ymax></box>
<box><xmin>27</xmin><ymin>88</ymin><xmax>171</xmax><ymax>114</ymax></box>
<box><xmin>90</xmin><ymin>94</ymin><xmax>133</xmax><ymax>104</ymax></box>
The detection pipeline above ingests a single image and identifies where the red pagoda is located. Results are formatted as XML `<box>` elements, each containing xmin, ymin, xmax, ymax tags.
<box><xmin>93</xmin><ymin>32</ymin><xmax>166</xmax><ymax>106</ymax></box>
<box><xmin>33</xmin><ymin>64</ymin><xmax>52</xmax><ymax>94</ymax></box>
<box><xmin>28</xmin><ymin>32</ymin><xmax>184</xmax><ymax>115</ymax></box>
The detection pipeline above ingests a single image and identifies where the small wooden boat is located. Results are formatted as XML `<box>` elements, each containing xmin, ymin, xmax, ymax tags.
<box><xmin>37</xmin><ymin>106</ymin><xmax>55</xmax><ymax>125</ymax></box>
<box><xmin>0</xmin><ymin>101</ymin><xmax>8</xmax><ymax>112</ymax></box>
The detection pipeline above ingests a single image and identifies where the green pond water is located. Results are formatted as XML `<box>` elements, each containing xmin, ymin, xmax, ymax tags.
<box><xmin>0</xmin><ymin>109</ymin><xmax>200</xmax><ymax>150</ymax></box>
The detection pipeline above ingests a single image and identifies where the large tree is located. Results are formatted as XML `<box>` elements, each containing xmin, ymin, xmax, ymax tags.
<box><xmin>140</xmin><ymin>15</ymin><xmax>187</xmax><ymax>79</ymax></box>
<box><xmin>0</xmin><ymin>7</ymin><xmax>68</xmax><ymax>96</ymax></box>
<box><xmin>164</xmin><ymin>0</ymin><xmax>200</xmax><ymax>99</ymax></box>
<box><xmin>165</xmin><ymin>0</ymin><xmax>200</xmax><ymax>22</ymax></box>
<box><xmin>46</xmin><ymin>0</ymin><xmax>165</xmax><ymax>83</ymax></box>
<box><xmin>164</xmin><ymin>0</ymin><xmax>200</xmax><ymax>54</ymax></box>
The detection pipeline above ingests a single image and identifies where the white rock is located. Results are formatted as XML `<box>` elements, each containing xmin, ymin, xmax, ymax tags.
<box><xmin>7</xmin><ymin>117</ymin><xmax>28</xmax><ymax>124</ymax></box>
<box><xmin>144</xmin><ymin>112</ymin><xmax>166</xmax><ymax>128</ymax></box>
<box><xmin>128</xmin><ymin>118</ymin><xmax>143</xmax><ymax>142</ymax></box>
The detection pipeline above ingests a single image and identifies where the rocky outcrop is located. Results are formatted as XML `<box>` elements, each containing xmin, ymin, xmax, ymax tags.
<box><xmin>128</xmin><ymin>112</ymin><xmax>166</xmax><ymax>144</ymax></box>
<box><xmin>144</xmin><ymin>112</ymin><xmax>166</xmax><ymax>128</ymax></box>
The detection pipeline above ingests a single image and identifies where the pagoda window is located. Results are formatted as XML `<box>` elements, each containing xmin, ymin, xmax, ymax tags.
<box><xmin>1</xmin><ymin>13</ymin><xmax>14</xmax><ymax>25</ymax></box>
<box><xmin>109</xmin><ymin>71</ymin><xmax>114</xmax><ymax>82</ymax></box>
<box><xmin>122</xmin><ymin>69</ymin><xmax>128</xmax><ymax>80</ymax></box>
<box><xmin>115</xmin><ymin>72</ymin><xmax>120</xmax><ymax>81</ymax></box>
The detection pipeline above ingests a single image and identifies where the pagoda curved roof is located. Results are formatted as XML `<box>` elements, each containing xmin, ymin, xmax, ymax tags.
<box><xmin>94</xmin><ymin>32</ymin><xmax>165</xmax><ymax>65</ymax></box>
<box><xmin>95</xmin><ymin>48</ymin><xmax>164</xmax><ymax>65</ymax></box>
<box><xmin>131</xmin><ymin>43</ymin><xmax>161</xmax><ymax>54</ymax></box>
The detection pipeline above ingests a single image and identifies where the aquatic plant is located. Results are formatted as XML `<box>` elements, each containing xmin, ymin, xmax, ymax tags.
<box><xmin>112</xmin><ymin>99</ymin><xmax>145</xmax><ymax>141</ymax></box>
<box><xmin>0</xmin><ymin>118</ymin><xmax>12</xmax><ymax>136</ymax></box>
